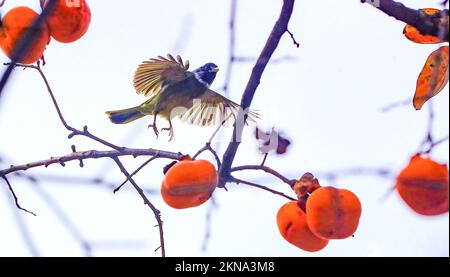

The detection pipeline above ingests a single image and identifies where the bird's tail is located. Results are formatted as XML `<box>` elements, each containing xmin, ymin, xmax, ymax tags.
<box><xmin>105</xmin><ymin>106</ymin><xmax>145</xmax><ymax>124</ymax></box>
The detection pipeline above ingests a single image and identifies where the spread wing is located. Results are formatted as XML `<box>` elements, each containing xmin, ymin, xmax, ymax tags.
<box><xmin>133</xmin><ymin>54</ymin><xmax>190</xmax><ymax>97</ymax></box>
<box><xmin>179</xmin><ymin>89</ymin><xmax>261</xmax><ymax>127</ymax></box>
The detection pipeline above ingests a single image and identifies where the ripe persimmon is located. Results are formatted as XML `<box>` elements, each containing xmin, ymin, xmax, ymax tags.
<box><xmin>403</xmin><ymin>8</ymin><xmax>447</xmax><ymax>44</ymax></box>
<box><xmin>276</xmin><ymin>201</ymin><xmax>329</xmax><ymax>252</ymax></box>
<box><xmin>396</xmin><ymin>154</ymin><xmax>449</xmax><ymax>216</ymax></box>
<box><xmin>44</xmin><ymin>0</ymin><xmax>91</xmax><ymax>43</ymax></box>
<box><xmin>306</xmin><ymin>187</ymin><xmax>362</xmax><ymax>240</ymax></box>
<box><xmin>0</xmin><ymin>7</ymin><xmax>50</xmax><ymax>64</ymax></box>
<box><xmin>161</xmin><ymin>159</ymin><xmax>218</xmax><ymax>209</ymax></box>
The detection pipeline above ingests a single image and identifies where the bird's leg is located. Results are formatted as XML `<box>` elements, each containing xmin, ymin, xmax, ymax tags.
<box><xmin>161</xmin><ymin>119</ymin><xmax>174</xmax><ymax>141</ymax></box>
<box><xmin>148</xmin><ymin>113</ymin><xmax>159</xmax><ymax>138</ymax></box>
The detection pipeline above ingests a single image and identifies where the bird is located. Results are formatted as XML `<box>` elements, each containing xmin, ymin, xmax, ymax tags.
<box><xmin>105</xmin><ymin>54</ymin><xmax>259</xmax><ymax>140</ymax></box>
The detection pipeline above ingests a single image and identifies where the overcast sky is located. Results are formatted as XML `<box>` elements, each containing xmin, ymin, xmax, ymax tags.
<box><xmin>0</xmin><ymin>0</ymin><xmax>448</xmax><ymax>257</ymax></box>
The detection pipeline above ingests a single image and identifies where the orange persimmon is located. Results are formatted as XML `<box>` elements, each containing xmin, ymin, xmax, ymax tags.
<box><xmin>306</xmin><ymin>187</ymin><xmax>362</xmax><ymax>240</ymax></box>
<box><xmin>276</xmin><ymin>202</ymin><xmax>329</xmax><ymax>252</ymax></box>
<box><xmin>0</xmin><ymin>7</ymin><xmax>50</xmax><ymax>64</ymax></box>
<box><xmin>403</xmin><ymin>8</ymin><xmax>448</xmax><ymax>44</ymax></box>
<box><xmin>161</xmin><ymin>159</ymin><xmax>218</xmax><ymax>209</ymax></box>
<box><xmin>45</xmin><ymin>0</ymin><xmax>91</xmax><ymax>43</ymax></box>
<box><xmin>413</xmin><ymin>46</ymin><xmax>449</xmax><ymax>110</ymax></box>
<box><xmin>396</xmin><ymin>154</ymin><xmax>449</xmax><ymax>216</ymax></box>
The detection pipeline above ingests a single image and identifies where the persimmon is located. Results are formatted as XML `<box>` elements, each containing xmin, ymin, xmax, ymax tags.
<box><xmin>161</xmin><ymin>159</ymin><xmax>218</xmax><ymax>209</ymax></box>
<box><xmin>44</xmin><ymin>0</ymin><xmax>91</xmax><ymax>43</ymax></box>
<box><xmin>0</xmin><ymin>7</ymin><xmax>50</xmax><ymax>65</ymax></box>
<box><xmin>396</xmin><ymin>154</ymin><xmax>449</xmax><ymax>216</ymax></box>
<box><xmin>306</xmin><ymin>187</ymin><xmax>362</xmax><ymax>240</ymax></box>
<box><xmin>403</xmin><ymin>8</ymin><xmax>448</xmax><ymax>44</ymax></box>
<box><xmin>276</xmin><ymin>201</ymin><xmax>329</xmax><ymax>252</ymax></box>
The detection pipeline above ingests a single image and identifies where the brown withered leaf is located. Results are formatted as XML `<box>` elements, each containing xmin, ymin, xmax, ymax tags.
<box><xmin>403</xmin><ymin>8</ymin><xmax>448</xmax><ymax>44</ymax></box>
<box><xmin>413</xmin><ymin>46</ymin><xmax>449</xmax><ymax>110</ymax></box>
<box><xmin>255</xmin><ymin>127</ymin><xmax>291</xmax><ymax>155</ymax></box>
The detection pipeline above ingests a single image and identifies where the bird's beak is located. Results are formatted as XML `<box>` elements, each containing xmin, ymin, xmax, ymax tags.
<box><xmin>212</xmin><ymin>66</ymin><xmax>220</xmax><ymax>73</ymax></box>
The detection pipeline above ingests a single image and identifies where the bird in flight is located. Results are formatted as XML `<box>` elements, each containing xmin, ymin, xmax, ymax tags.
<box><xmin>106</xmin><ymin>54</ymin><xmax>259</xmax><ymax>140</ymax></box>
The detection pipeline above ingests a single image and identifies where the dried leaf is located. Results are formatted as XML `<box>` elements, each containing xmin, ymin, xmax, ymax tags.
<box><xmin>403</xmin><ymin>8</ymin><xmax>448</xmax><ymax>44</ymax></box>
<box><xmin>413</xmin><ymin>46</ymin><xmax>449</xmax><ymax>110</ymax></box>
<box><xmin>255</xmin><ymin>127</ymin><xmax>291</xmax><ymax>155</ymax></box>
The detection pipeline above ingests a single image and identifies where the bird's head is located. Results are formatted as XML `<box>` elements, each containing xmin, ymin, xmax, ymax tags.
<box><xmin>193</xmin><ymin>62</ymin><xmax>219</xmax><ymax>87</ymax></box>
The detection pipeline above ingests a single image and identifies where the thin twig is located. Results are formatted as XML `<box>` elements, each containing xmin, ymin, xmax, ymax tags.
<box><xmin>228</xmin><ymin>177</ymin><xmax>296</xmax><ymax>201</ymax></box>
<box><xmin>1</xmin><ymin>175</ymin><xmax>36</xmax><ymax>216</ymax></box>
<box><xmin>380</xmin><ymin>98</ymin><xmax>412</xmax><ymax>112</ymax></box>
<box><xmin>114</xmin><ymin>155</ymin><xmax>160</xmax><ymax>193</ymax></box>
<box><xmin>193</xmin><ymin>117</ymin><xmax>229</xmax><ymax>168</ymax></box>
<box><xmin>2</xmin><ymin>184</ymin><xmax>40</xmax><ymax>256</ymax></box>
<box><xmin>261</xmin><ymin>153</ymin><xmax>269</xmax><ymax>166</ymax></box>
<box><xmin>112</xmin><ymin>157</ymin><xmax>165</xmax><ymax>257</ymax></box>
<box><xmin>286</xmin><ymin>29</ymin><xmax>300</xmax><ymax>48</ymax></box>
<box><xmin>423</xmin><ymin>135</ymin><xmax>450</xmax><ymax>154</ymax></box>
<box><xmin>230</xmin><ymin>165</ymin><xmax>297</xmax><ymax>187</ymax></box>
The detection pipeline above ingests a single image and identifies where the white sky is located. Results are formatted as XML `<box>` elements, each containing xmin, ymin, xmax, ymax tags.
<box><xmin>0</xmin><ymin>0</ymin><xmax>448</xmax><ymax>257</ymax></box>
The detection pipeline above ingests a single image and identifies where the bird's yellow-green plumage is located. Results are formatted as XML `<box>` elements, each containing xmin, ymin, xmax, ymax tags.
<box><xmin>106</xmin><ymin>54</ymin><xmax>259</xmax><ymax>139</ymax></box>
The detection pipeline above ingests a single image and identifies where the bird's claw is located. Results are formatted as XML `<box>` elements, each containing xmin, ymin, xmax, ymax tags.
<box><xmin>161</xmin><ymin>127</ymin><xmax>174</xmax><ymax>141</ymax></box>
<box><xmin>148</xmin><ymin>124</ymin><xmax>159</xmax><ymax>138</ymax></box>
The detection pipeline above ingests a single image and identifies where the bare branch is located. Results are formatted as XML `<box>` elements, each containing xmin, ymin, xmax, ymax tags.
<box><xmin>114</xmin><ymin>155</ymin><xmax>161</xmax><ymax>193</ymax></box>
<box><xmin>111</xmin><ymin>157</ymin><xmax>165</xmax><ymax>257</ymax></box>
<box><xmin>228</xmin><ymin>177</ymin><xmax>297</xmax><ymax>201</ymax></box>
<box><xmin>219</xmin><ymin>0</ymin><xmax>296</xmax><ymax>185</ymax></box>
<box><xmin>2</xmin><ymin>184</ymin><xmax>40</xmax><ymax>256</ymax></box>
<box><xmin>1</xmin><ymin>149</ymin><xmax>183</xmax><ymax>176</ymax></box>
<box><xmin>286</xmin><ymin>29</ymin><xmax>300</xmax><ymax>48</ymax></box>
<box><xmin>1</xmin><ymin>175</ymin><xmax>36</xmax><ymax>216</ymax></box>
<box><xmin>423</xmin><ymin>135</ymin><xmax>450</xmax><ymax>154</ymax></box>
<box><xmin>380</xmin><ymin>98</ymin><xmax>412</xmax><ymax>112</ymax></box>
<box><xmin>230</xmin><ymin>165</ymin><xmax>297</xmax><ymax>187</ymax></box>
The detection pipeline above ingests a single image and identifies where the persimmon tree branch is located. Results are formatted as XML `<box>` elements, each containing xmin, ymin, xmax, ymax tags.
<box><xmin>0</xmin><ymin>149</ymin><xmax>182</xmax><ymax>176</ymax></box>
<box><xmin>114</xmin><ymin>155</ymin><xmax>161</xmax><ymax>193</ymax></box>
<box><xmin>228</xmin><ymin>177</ymin><xmax>297</xmax><ymax>201</ymax></box>
<box><xmin>3</xmin><ymin>184</ymin><xmax>40</xmax><ymax>256</ymax></box>
<box><xmin>111</xmin><ymin>157</ymin><xmax>166</xmax><ymax>257</ymax></box>
<box><xmin>218</xmin><ymin>0</ymin><xmax>296</xmax><ymax>185</ymax></box>
<box><xmin>361</xmin><ymin>0</ymin><xmax>449</xmax><ymax>42</ymax></box>
<box><xmin>1</xmin><ymin>175</ymin><xmax>36</xmax><ymax>216</ymax></box>
<box><xmin>231</xmin><ymin>165</ymin><xmax>297</xmax><ymax>187</ymax></box>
